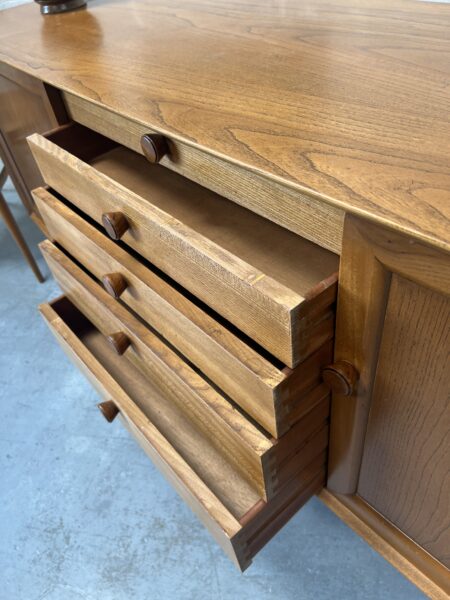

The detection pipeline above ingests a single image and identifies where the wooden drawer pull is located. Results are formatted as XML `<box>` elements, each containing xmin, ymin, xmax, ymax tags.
<box><xmin>322</xmin><ymin>361</ymin><xmax>359</xmax><ymax>396</ymax></box>
<box><xmin>102</xmin><ymin>272</ymin><xmax>128</xmax><ymax>299</ymax></box>
<box><xmin>98</xmin><ymin>400</ymin><xmax>120</xmax><ymax>423</ymax></box>
<box><xmin>106</xmin><ymin>331</ymin><xmax>131</xmax><ymax>355</ymax></box>
<box><xmin>140</xmin><ymin>133</ymin><xmax>169</xmax><ymax>164</ymax></box>
<box><xmin>102</xmin><ymin>211</ymin><xmax>129</xmax><ymax>240</ymax></box>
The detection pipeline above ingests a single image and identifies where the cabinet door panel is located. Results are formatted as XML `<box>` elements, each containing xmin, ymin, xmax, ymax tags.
<box><xmin>357</xmin><ymin>274</ymin><xmax>450</xmax><ymax>568</ymax></box>
<box><xmin>326</xmin><ymin>214</ymin><xmax>450</xmax><ymax>597</ymax></box>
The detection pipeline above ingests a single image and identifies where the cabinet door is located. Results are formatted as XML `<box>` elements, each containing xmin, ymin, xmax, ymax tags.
<box><xmin>326</xmin><ymin>215</ymin><xmax>449</xmax><ymax>597</ymax></box>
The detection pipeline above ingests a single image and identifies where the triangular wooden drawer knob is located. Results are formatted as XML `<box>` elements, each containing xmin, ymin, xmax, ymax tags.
<box><xmin>106</xmin><ymin>332</ymin><xmax>131</xmax><ymax>356</ymax></box>
<box><xmin>102</xmin><ymin>211</ymin><xmax>129</xmax><ymax>240</ymax></box>
<box><xmin>102</xmin><ymin>272</ymin><xmax>128</xmax><ymax>299</ymax></box>
<box><xmin>98</xmin><ymin>400</ymin><xmax>120</xmax><ymax>423</ymax></box>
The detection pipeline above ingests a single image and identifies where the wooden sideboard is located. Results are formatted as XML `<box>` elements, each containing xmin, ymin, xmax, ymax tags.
<box><xmin>0</xmin><ymin>0</ymin><xmax>448</xmax><ymax>596</ymax></box>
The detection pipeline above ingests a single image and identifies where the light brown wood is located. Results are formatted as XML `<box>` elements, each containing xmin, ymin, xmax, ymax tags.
<box><xmin>327</xmin><ymin>219</ymin><xmax>398</xmax><ymax>493</ymax></box>
<box><xmin>328</xmin><ymin>215</ymin><xmax>450</xmax><ymax>493</ymax></box>
<box><xmin>39</xmin><ymin>295</ymin><xmax>325</xmax><ymax>570</ymax></box>
<box><xmin>65</xmin><ymin>91</ymin><xmax>344</xmax><ymax>254</ymax></box>
<box><xmin>320</xmin><ymin>490</ymin><xmax>450</xmax><ymax>600</ymax></box>
<box><xmin>40</xmin><ymin>240</ymin><xmax>273</xmax><ymax>498</ymax></box>
<box><xmin>327</xmin><ymin>214</ymin><xmax>450</xmax><ymax>593</ymax></box>
<box><xmin>0</xmin><ymin>64</ymin><xmax>65</xmax><ymax>214</ymax></box>
<box><xmin>357</xmin><ymin>274</ymin><xmax>450</xmax><ymax>568</ymax></box>
<box><xmin>28</xmin><ymin>126</ymin><xmax>338</xmax><ymax>367</ymax></box>
<box><xmin>40</xmin><ymin>240</ymin><xmax>329</xmax><ymax>499</ymax></box>
<box><xmin>39</xmin><ymin>296</ymin><xmax>252</xmax><ymax>568</ymax></box>
<box><xmin>33</xmin><ymin>186</ymin><xmax>334</xmax><ymax>437</ymax></box>
<box><xmin>2</xmin><ymin>0</ymin><xmax>450</xmax><ymax>252</ymax></box>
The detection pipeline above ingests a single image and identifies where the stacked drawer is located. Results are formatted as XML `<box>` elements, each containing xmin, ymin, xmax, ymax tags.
<box><xmin>28</xmin><ymin>122</ymin><xmax>339</xmax><ymax>569</ymax></box>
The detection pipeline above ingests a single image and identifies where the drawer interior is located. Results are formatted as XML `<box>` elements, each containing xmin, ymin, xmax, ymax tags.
<box><xmin>90</xmin><ymin>147</ymin><xmax>339</xmax><ymax>296</ymax></box>
<box><xmin>28</xmin><ymin>123</ymin><xmax>339</xmax><ymax>367</ymax></box>
<box><xmin>42</xmin><ymin>123</ymin><xmax>339</xmax><ymax>297</ymax></box>
<box><xmin>35</xmin><ymin>186</ymin><xmax>334</xmax><ymax>438</ymax></box>
<box><xmin>45</xmin><ymin>123</ymin><xmax>339</xmax><ymax>297</ymax></box>
<box><xmin>43</xmin><ymin>296</ymin><xmax>325</xmax><ymax>570</ymax></box>
<box><xmin>51</xmin><ymin>296</ymin><xmax>261</xmax><ymax>519</ymax></box>
<box><xmin>42</xmin><ymin>238</ymin><xmax>330</xmax><ymax>500</ymax></box>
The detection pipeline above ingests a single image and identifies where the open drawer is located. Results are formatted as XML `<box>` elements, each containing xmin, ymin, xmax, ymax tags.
<box><xmin>34</xmin><ymin>186</ymin><xmax>333</xmax><ymax>438</ymax></box>
<box><xmin>28</xmin><ymin>123</ymin><xmax>339</xmax><ymax>367</ymax></box>
<box><xmin>40</xmin><ymin>296</ymin><xmax>326</xmax><ymax>570</ymax></box>
<box><xmin>40</xmin><ymin>240</ymin><xmax>330</xmax><ymax>500</ymax></box>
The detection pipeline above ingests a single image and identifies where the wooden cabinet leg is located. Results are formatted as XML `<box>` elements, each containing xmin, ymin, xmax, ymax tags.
<box><xmin>0</xmin><ymin>169</ymin><xmax>44</xmax><ymax>283</ymax></box>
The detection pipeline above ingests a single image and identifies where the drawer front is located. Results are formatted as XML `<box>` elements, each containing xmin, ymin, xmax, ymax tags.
<box><xmin>34</xmin><ymin>186</ymin><xmax>334</xmax><ymax>438</ymax></box>
<box><xmin>28</xmin><ymin>124</ymin><xmax>338</xmax><ymax>367</ymax></box>
<box><xmin>39</xmin><ymin>296</ymin><xmax>325</xmax><ymax>570</ymax></box>
<box><xmin>41</xmin><ymin>239</ymin><xmax>330</xmax><ymax>499</ymax></box>
<box><xmin>63</xmin><ymin>91</ymin><xmax>344</xmax><ymax>255</ymax></box>
<box><xmin>40</xmin><ymin>240</ymin><xmax>275</xmax><ymax>498</ymax></box>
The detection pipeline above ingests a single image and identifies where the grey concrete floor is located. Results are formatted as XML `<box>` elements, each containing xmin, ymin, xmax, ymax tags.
<box><xmin>0</xmin><ymin>188</ymin><xmax>426</xmax><ymax>600</ymax></box>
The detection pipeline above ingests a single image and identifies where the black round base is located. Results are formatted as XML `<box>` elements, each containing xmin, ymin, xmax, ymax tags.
<box><xmin>35</xmin><ymin>0</ymin><xmax>86</xmax><ymax>15</ymax></box>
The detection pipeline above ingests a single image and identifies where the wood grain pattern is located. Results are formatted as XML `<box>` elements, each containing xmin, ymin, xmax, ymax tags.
<box><xmin>328</xmin><ymin>215</ymin><xmax>450</xmax><ymax>494</ymax></box>
<box><xmin>38</xmin><ymin>297</ymin><xmax>250</xmax><ymax>569</ymax></box>
<box><xmin>40</xmin><ymin>240</ymin><xmax>274</xmax><ymax>499</ymax></box>
<box><xmin>64</xmin><ymin>91</ymin><xmax>345</xmax><ymax>254</ymax></box>
<box><xmin>40</xmin><ymin>296</ymin><xmax>325</xmax><ymax>570</ymax></box>
<box><xmin>327</xmin><ymin>214</ymin><xmax>450</xmax><ymax>592</ymax></box>
<box><xmin>1</xmin><ymin>0</ymin><xmax>450</xmax><ymax>251</ymax></box>
<box><xmin>327</xmin><ymin>217</ymin><xmax>391</xmax><ymax>493</ymax></box>
<box><xmin>357</xmin><ymin>275</ymin><xmax>450</xmax><ymax>568</ymax></box>
<box><xmin>320</xmin><ymin>490</ymin><xmax>450</xmax><ymax>600</ymax></box>
<box><xmin>40</xmin><ymin>240</ymin><xmax>329</xmax><ymax>499</ymax></box>
<box><xmin>28</xmin><ymin>126</ymin><xmax>338</xmax><ymax>367</ymax></box>
<box><xmin>0</xmin><ymin>64</ymin><xmax>62</xmax><ymax>213</ymax></box>
<box><xmin>33</xmin><ymin>186</ymin><xmax>334</xmax><ymax>437</ymax></box>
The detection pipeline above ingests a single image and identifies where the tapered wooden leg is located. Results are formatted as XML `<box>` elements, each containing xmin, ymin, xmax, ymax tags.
<box><xmin>0</xmin><ymin>183</ymin><xmax>44</xmax><ymax>283</ymax></box>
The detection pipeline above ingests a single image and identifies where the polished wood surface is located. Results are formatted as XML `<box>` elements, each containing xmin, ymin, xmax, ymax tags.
<box><xmin>358</xmin><ymin>274</ymin><xmax>450</xmax><ymax>568</ymax></box>
<box><xmin>140</xmin><ymin>133</ymin><xmax>169</xmax><ymax>164</ymax></box>
<box><xmin>64</xmin><ymin>91</ymin><xmax>344</xmax><ymax>254</ymax></box>
<box><xmin>39</xmin><ymin>297</ymin><xmax>255</xmax><ymax>569</ymax></box>
<box><xmin>97</xmin><ymin>399</ymin><xmax>119</xmax><ymax>423</ymax></box>
<box><xmin>33</xmin><ymin>186</ymin><xmax>334</xmax><ymax>437</ymax></box>
<box><xmin>0</xmin><ymin>64</ymin><xmax>62</xmax><ymax>214</ymax></box>
<box><xmin>101</xmin><ymin>211</ymin><xmax>130</xmax><ymax>241</ymax></box>
<box><xmin>1</xmin><ymin>0</ymin><xmax>450</xmax><ymax>251</ymax></box>
<box><xmin>328</xmin><ymin>215</ymin><xmax>450</xmax><ymax>494</ymax></box>
<box><xmin>327</xmin><ymin>214</ymin><xmax>450</xmax><ymax>588</ymax></box>
<box><xmin>320</xmin><ymin>490</ymin><xmax>450</xmax><ymax>600</ymax></box>
<box><xmin>322</xmin><ymin>361</ymin><xmax>358</xmax><ymax>397</ymax></box>
<box><xmin>28</xmin><ymin>125</ymin><xmax>338</xmax><ymax>367</ymax></box>
<box><xmin>40</xmin><ymin>240</ymin><xmax>330</xmax><ymax>499</ymax></box>
<box><xmin>106</xmin><ymin>331</ymin><xmax>131</xmax><ymax>356</ymax></box>
<box><xmin>40</xmin><ymin>296</ymin><xmax>325</xmax><ymax>570</ymax></box>
<box><xmin>101</xmin><ymin>272</ymin><xmax>128</xmax><ymax>299</ymax></box>
<box><xmin>40</xmin><ymin>240</ymin><xmax>276</xmax><ymax>499</ymax></box>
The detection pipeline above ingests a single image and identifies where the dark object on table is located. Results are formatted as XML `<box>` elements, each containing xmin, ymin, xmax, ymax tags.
<box><xmin>34</xmin><ymin>0</ymin><xmax>86</xmax><ymax>15</ymax></box>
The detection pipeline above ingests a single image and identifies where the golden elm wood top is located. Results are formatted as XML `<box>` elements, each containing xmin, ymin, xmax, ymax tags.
<box><xmin>0</xmin><ymin>0</ymin><xmax>449</xmax><ymax>251</ymax></box>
